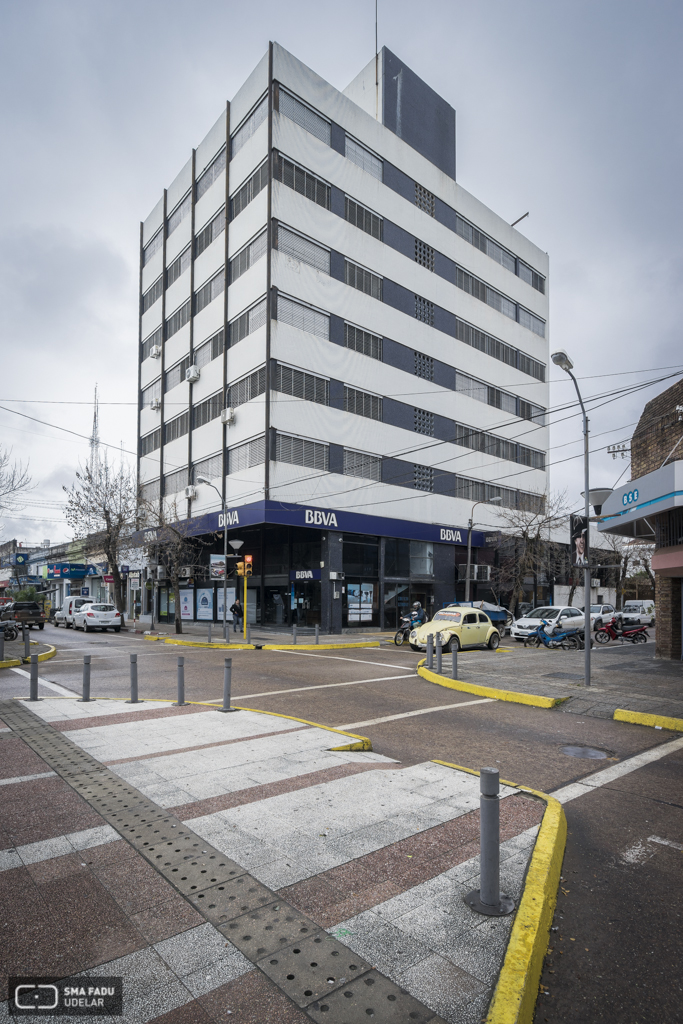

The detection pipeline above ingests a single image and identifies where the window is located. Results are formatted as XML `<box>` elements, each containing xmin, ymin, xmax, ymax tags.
<box><xmin>229</xmin><ymin>229</ymin><xmax>267</xmax><ymax>283</ymax></box>
<box><xmin>414</xmin><ymin>352</ymin><xmax>433</xmax><ymax>381</ymax></box>
<box><xmin>415</xmin><ymin>184</ymin><xmax>435</xmax><ymax>217</ymax></box>
<box><xmin>274</xmin><ymin>364</ymin><xmax>329</xmax><ymax>405</ymax></box>
<box><xmin>165</xmin><ymin>299</ymin><xmax>191</xmax><ymax>340</ymax></box>
<box><xmin>167</xmin><ymin>192</ymin><xmax>191</xmax><ymax>237</ymax></box>
<box><xmin>518</xmin><ymin>446</ymin><xmax>546</xmax><ymax>470</ymax></box>
<box><xmin>455</xmin><ymin>212</ymin><xmax>545</xmax><ymax>292</ymax></box>
<box><xmin>228</xmin><ymin>434</ymin><xmax>266</xmax><ymax>474</ymax></box>
<box><xmin>141</xmin><ymin>326</ymin><xmax>162</xmax><ymax>361</ymax></box>
<box><xmin>518</xmin><ymin>307</ymin><xmax>546</xmax><ymax>339</ymax></box>
<box><xmin>141</xmin><ymin>379</ymin><xmax>161</xmax><ymax>408</ymax></box>
<box><xmin>345</xmin><ymin>198</ymin><xmax>382</xmax><ymax>240</ymax></box>
<box><xmin>279</xmin><ymin>88</ymin><xmax>331</xmax><ymax>145</ymax></box>
<box><xmin>196</xmin><ymin>147</ymin><xmax>226</xmax><ymax>201</ymax></box>
<box><xmin>517</xmin><ymin>261</ymin><xmax>545</xmax><ymax>293</ymax></box>
<box><xmin>164</xmin><ymin>356</ymin><xmax>190</xmax><ymax>393</ymax></box>
<box><xmin>455</xmin><ymin>317</ymin><xmax>545</xmax><ymax>382</ymax></box>
<box><xmin>415</xmin><ymin>239</ymin><xmax>434</xmax><ymax>272</ymax></box>
<box><xmin>345</xmin><ymin>323</ymin><xmax>382</xmax><ymax>360</ymax></box>
<box><xmin>164</xmin><ymin>468</ymin><xmax>188</xmax><ymax>495</ymax></box>
<box><xmin>345</xmin><ymin>260</ymin><xmax>382</xmax><ymax>300</ymax></box>
<box><xmin>275</xmin><ymin>153</ymin><xmax>331</xmax><ymax>209</ymax></box>
<box><xmin>140</xmin><ymin>429</ymin><xmax>161</xmax><ymax>456</ymax></box>
<box><xmin>227</xmin><ymin>366</ymin><xmax>266</xmax><ymax>408</ymax></box>
<box><xmin>414</xmin><ymin>408</ymin><xmax>434</xmax><ymax>436</ymax></box>
<box><xmin>143</xmin><ymin>229</ymin><xmax>162</xmax><ymax>266</ymax></box>
<box><xmin>229</xmin><ymin>297</ymin><xmax>267</xmax><ymax>345</ymax></box>
<box><xmin>192</xmin><ymin>391</ymin><xmax>222</xmax><ymax>429</ymax></box>
<box><xmin>413</xmin><ymin>465</ymin><xmax>434</xmax><ymax>492</ymax></box>
<box><xmin>231</xmin><ymin>94</ymin><xmax>268</xmax><ymax>157</ymax></box>
<box><xmin>344</xmin><ymin>386</ymin><xmax>382</xmax><ymax>421</ymax></box>
<box><xmin>140</xmin><ymin>477</ymin><xmax>160</xmax><ymax>501</ymax></box>
<box><xmin>230</xmin><ymin>160</ymin><xmax>268</xmax><ymax>220</ymax></box>
<box><xmin>276</xmin><ymin>294</ymin><xmax>329</xmax><ymax>339</ymax></box>
<box><xmin>277</xmin><ymin>225</ymin><xmax>330</xmax><ymax>273</ymax></box>
<box><xmin>195</xmin><ymin>208</ymin><xmax>225</xmax><ymax>258</ymax></box>
<box><xmin>345</xmin><ymin>135</ymin><xmax>383</xmax><ymax>180</ymax></box>
<box><xmin>456</xmin><ymin>371</ymin><xmax>502</xmax><ymax>409</ymax></box>
<box><xmin>452</xmin><ymin>422</ymin><xmax>545</xmax><ymax>469</ymax></box>
<box><xmin>343</xmin><ymin>449</ymin><xmax>382</xmax><ymax>481</ymax></box>
<box><xmin>193</xmin><ymin>453</ymin><xmax>222</xmax><ymax>484</ymax></box>
<box><xmin>164</xmin><ymin>411</ymin><xmax>189</xmax><ymax>444</ymax></box>
<box><xmin>410</xmin><ymin>541</ymin><xmax>434</xmax><ymax>575</ymax></box>
<box><xmin>275</xmin><ymin>432</ymin><xmax>329</xmax><ymax>470</ymax></box>
<box><xmin>166</xmin><ymin>246</ymin><xmax>191</xmax><ymax>288</ymax></box>
<box><xmin>455</xmin><ymin>266</ymin><xmax>525</xmax><ymax>326</ymax></box>
<box><xmin>518</xmin><ymin>351</ymin><xmax>545</xmax><ymax>380</ymax></box>
<box><xmin>194</xmin><ymin>268</ymin><xmax>225</xmax><ymax>315</ymax></box>
<box><xmin>142</xmin><ymin>276</ymin><xmax>162</xmax><ymax>314</ymax></box>
<box><xmin>415</xmin><ymin>295</ymin><xmax>434</xmax><ymax>325</ymax></box>
<box><xmin>195</xmin><ymin>329</ymin><xmax>224</xmax><ymax>368</ymax></box>
<box><xmin>454</xmin><ymin>475</ymin><xmax>542</xmax><ymax>512</ymax></box>
<box><xmin>519</xmin><ymin>400</ymin><xmax>546</xmax><ymax>425</ymax></box>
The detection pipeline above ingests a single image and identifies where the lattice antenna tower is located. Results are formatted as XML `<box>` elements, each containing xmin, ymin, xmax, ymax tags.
<box><xmin>88</xmin><ymin>384</ymin><xmax>101</xmax><ymax>482</ymax></box>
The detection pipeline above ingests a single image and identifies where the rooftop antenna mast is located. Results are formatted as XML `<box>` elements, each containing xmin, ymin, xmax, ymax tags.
<box><xmin>89</xmin><ymin>383</ymin><xmax>100</xmax><ymax>480</ymax></box>
<box><xmin>375</xmin><ymin>0</ymin><xmax>379</xmax><ymax>120</ymax></box>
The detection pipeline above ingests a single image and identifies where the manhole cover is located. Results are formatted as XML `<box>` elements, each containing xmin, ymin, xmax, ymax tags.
<box><xmin>562</xmin><ymin>745</ymin><xmax>608</xmax><ymax>759</ymax></box>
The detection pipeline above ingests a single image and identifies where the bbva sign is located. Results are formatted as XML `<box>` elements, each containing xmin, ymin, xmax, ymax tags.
<box><xmin>305</xmin><ymin>509</ymin><xmax>338</xmax><ymax>527</ymax></box>
<box><xmin>440</xmin><ymin>528</ymin><xmax>464</xmax><ymax>542</ymax></box>
<box><xmin>218</xmin><ymin>511</ymin><xmax>240</xmax><ymax>527</ymax></box>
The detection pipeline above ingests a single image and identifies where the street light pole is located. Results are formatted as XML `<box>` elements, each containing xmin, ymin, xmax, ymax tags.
<box><xmin>464</xmin><ymin>497</ymin><xmax>501</xmax><ymax>602</ymax></box>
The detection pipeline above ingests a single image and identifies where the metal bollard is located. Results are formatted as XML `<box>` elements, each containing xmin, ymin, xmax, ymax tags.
<box><xmin>23</xmin><ymin>623</ymin><xmax>29</xmax><ymax>659</ymax></box>
<box><xmin>246</xmin><ymin>623</ymin><xmax>251</xmax><ymax>645</ymax></box>
<box><xmin>29</xmin><ymin>654</ymin><xmax>40</xmax><ymax>701</ymax></box>
<box><xmin>464</xmin><ymin>768</ymin><xmax>514</xmax><ymax>916</ymax></box>
<box><xmin>219</xmin><ymin>657</ymin><xmax>237</xmax><ymax>712</ymax></box>
<box><xmin>126</xmin><ymin>653</ymin><xmax>141</xmax><ymax>703</ymax></box>
<box><xmin>292</xmin><ymin>624</ymin><xmax>297</xmax><ymax>645</ymax></box>
<box><xmin>452</xmin><ymin>645</ymin><xmax>458</xmax><ymax>680</ymax></box>
<box><xmin>315</xmin><ymin>624</ymin><xmax>319</xmax><ymax>645</ymax></box>
<box><xmin>426</xmin><ymin>633</ymin><xmax>433</xmax><ymax>670</ymax></box>
<box><xmin>435</xmin><ymin>632</ymin><xmax>442</xmax><ymax>674</ymax></box>
<box><xmin>78</xmin><ymin>655</ymin><xmax>92</xmax><ymax>702</ymax></box>
<box><xmin>208</xmin><ymin>623</ymin><xmax>212</xmax><ymax>644</ymax></box>
<box><xmin>0</xmin><ymin>628</ymin><xmax>4</xmax><ymax>663</ymax></box>
<box><xmin>174</xmin><ymin>656</ymin><xmax>186</xmax><ymax>706</ymax></box>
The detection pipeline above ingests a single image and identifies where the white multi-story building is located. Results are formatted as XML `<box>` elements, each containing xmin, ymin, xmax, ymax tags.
<box><xmin>137</xmin><ymin>44</ymin><xmax>549</xmax><ymax>631</ymax></box>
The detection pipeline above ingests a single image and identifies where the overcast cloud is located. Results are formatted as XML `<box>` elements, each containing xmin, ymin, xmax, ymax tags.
<box><xmin>1</xmin><ymin>0</ymin><xmax>681</xmax><ymax>544</ymax></box>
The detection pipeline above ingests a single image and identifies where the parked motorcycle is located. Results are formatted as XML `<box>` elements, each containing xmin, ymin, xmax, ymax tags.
<box><xmin>524</xmin><ymin>619</ymin><xmax>583</xmax><ymax>650</ymax></box>
<box><xmin>2</xmin><ymin>623</ymin><xmax>18</xmax><ymax>642</ymax></box>
<box><xmin>595</xmin><ymin>616</ymin><xmax>649</xmax><ymax>645</ymax></box>
<box><xmin>394</xmin><ymin>616</ymin><xmax>414</xmax><ymax>646</ymax></box>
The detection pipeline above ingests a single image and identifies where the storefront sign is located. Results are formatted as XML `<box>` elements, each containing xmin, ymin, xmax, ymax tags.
<box><xmin>47</xmin><ymin>563</ymin><xmax>87</xmax><ymax>579</ymax></box>
<box><xmin>128</xmin><ymin>573</ymin><xmax>141</xmax><ymax>586</ymax></box>
<box><xmin>179</xmin><ymin>590</ymin><xmax>194</xmax><ymax>619</ymax></box>
<box><xmin>289</xmin><ymin>570</ymin><xmax>322</xmax><ymax>581</ymax></box>
<box><xmin>196</xmin><ymin>588</ymin><xmax>214</xmax><ymax>620</ymax></box>
<box><xmin>81</xmin><ymin>587</ymin><xmax>89</xmax><ymax>597</ymax></box>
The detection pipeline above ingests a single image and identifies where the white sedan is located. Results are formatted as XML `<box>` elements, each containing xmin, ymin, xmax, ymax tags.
<box><xmin>510</xmin><ymin>606</ymin><xmax>585</xmax><ymax>641</ymax></box>
<box><xmin>74</xmin><ymin>603</ymin><xmax>122</xmax><ymax>633</ymax></box>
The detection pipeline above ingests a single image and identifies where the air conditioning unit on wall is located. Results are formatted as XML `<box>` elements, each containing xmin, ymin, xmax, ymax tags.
<box><xmin>457</xmin><ymin>564</ymin><xmax>492</xmax><ymax>582</ymax></box>
<box><xmin>185</xmin><ymin>365</ymin><xmax>200</xmax><ymax>383</ymax></box>
<box><xmin>221</xmin><ymin>407</ymin><xmax>235</xmax><ymax>425</ymax></box>
<box><xmin>150</xmin><ymin>398</ymin><xmax>161</xmax><ymax>411</ymax></box>
<box><xmin>150</xmin><ymin>345</ymin><xmax>162</xmax><ymax>359</ymax></box>
<box><xmin>184</xmin><ymin>485</ymin><xmax>197</xmax><ymax>500</ymax></box>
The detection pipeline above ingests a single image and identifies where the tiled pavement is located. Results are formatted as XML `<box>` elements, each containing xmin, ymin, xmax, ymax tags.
<box><xmin>0</xmin><ymin>698</ymin><xmax>543</xmax><ymax>1023</ymax></box>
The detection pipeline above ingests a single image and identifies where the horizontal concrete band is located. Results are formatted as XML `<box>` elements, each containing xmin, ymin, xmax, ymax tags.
<box><xmin>613</xmin><ymin>708</ymin><xmax>683</xmax><ymax>732</ymax></box>
<box><xmin>417</xmin><ymin>662</ymin><xmax>569</xmax><ymax>709</ymax></box>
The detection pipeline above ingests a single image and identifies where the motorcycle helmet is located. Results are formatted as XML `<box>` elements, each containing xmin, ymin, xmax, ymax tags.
<box><xmin>412</xmin><ymin>602</ymin><xmax>422</xmax><ymax>610</ymax></box>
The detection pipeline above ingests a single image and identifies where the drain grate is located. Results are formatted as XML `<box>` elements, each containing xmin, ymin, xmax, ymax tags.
<box><xmin>189</xmin><ymin>874</ymin><xmax>273</xmax><ymax>925</ymax></box>
<box><xmin>561</xmin><ymin>745</ymin><xmax>608</xmax><ymax>759</ymax></box>
<box><xmin>307</xmin><ymin>970</ymin><xmax>436</xmax><ymax>1022</ymax></box>
<box><xmin>220</xmin><ymin>900</ymin><xmax>320</xmax><ymax>960</ymax></box>
<box><xmin>258</xmin><ymin>933</ymin><xmax>371</xmax><ymax>1007</ymax></box>
<box><xmin>163</xmin><ymin>855</ymin><xmax>244</xmax><ymax>895</ymax></box>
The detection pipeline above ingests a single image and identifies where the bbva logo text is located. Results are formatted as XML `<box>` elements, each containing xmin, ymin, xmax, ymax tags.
<box><xmin>305</xmin><ymin>509</ymin><xmax>338</xmax><ymax>527</ymax></box>
<box><xmin>218</xmin><ymin>511</ymin><xmax>240</xmax><ymax>527</ymax></box>
<box><xmin>440</xmin><ymin>528</ymin><xmax>463</xmax><ymax>542</ymax></box>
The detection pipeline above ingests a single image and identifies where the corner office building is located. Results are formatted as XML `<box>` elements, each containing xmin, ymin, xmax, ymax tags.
<box><xmin>137</xmin><ymin>44</ymin><xmax>549</xmax><ymax>630</ymax></box>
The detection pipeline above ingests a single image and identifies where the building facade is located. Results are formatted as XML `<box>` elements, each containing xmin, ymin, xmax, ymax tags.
<box><xmin>136</xmin><ymin>44</ymin><xmax>550</xmax><ymax>630</ymax></box>
<box><xmin>599</xmin><ymin>377</ymin><xmax>683</xmax><ymax>659</ymax></box>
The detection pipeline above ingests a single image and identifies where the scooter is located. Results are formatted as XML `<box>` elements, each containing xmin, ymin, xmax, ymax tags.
<box><xmin>595</xmin><ymin>616</ymin><xmax>649</xmax><ymax>644</ymax></box>
<box><xmin>394</xmin><ymin>616</ymin><xmax>414</xmax><ymax>646</ymax></box>
<box><xmin>524</xmin><ymin>619</ymin><xmax>583</xmax><ymax>650</ymax></box>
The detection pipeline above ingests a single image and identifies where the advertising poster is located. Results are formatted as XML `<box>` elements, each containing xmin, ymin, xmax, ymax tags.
<box><xmin>570</xmin><ymin>515</ymin><xmax>589</xmax><ymax>566</ymax></box>
<box><xmin>347</xmin><ymin>583</ymin><xmax>361</xmax><ymax>622</ymax></box>
<box><xmin>210</xmin><ymin>554</ymin><xmax>226</xmax><ymax>579</ymax></box>
<box><xmin>179</xmin><ymin>590</ymin><xmax>194</xmax><ymax>619</ymax></box>
<box><xmin>360</xmin><ymin>582</ymin><xmax>374</xmax><ymax>622</ymax></box>
<box><xmin>216</xmin><ymin>586</ymin><xmax>236</xmax><ymax>621</ymax></box>
<box><xmin>196</xmin><ymin>588</ymin><xmax>214</xmax><ymax>621</ymax></box>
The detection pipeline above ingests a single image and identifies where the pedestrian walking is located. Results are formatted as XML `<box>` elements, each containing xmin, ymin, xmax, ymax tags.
<box><xmin>230</xmin><ymin>598</ymin><xmax>243</xmax><ymax>634</ymax></box>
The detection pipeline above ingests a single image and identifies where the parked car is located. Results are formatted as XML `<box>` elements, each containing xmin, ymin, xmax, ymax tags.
<box><xmin>54</xmin><ymin>596</ymin><xmax>94</xmax><ymax>628</ymax></box>
<box><xmin>620</xmin><ymin>600</ymin><xmax>656</xmax><ymax>627</ymax></box>
<box><xmin>409</xmin><ymin>606</ymin><xmax>500</xmax><ymax>652</ymax></box>
<box><xmin>510</xmin><ymin>606</ymin><xmax>585</xmax><ymax>642</ymax></box>
<box><xmin>73</xmin><ymin>603</ymin><xmax>122</xmax><ymax>633</ymax></box>
<box><xmin>0</xmin><ymin>601</ymin><xmax>46</xmax><ymax>629</ymax></box>
<box><xmin>581</xmin><ymin>603</ymin><xmax>617</xmax><ymax>631</ymax></box>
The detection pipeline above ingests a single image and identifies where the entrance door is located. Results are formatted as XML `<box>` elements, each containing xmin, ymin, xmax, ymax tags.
<box><xmin>291</xmin><ymin>581</ymin><xmax>321</xmax><ymax>626</ymax></box>
<box><xmin>460</xmin><ymin>611</ymin><xmax>478</xmax><ymax>646</ymax></box>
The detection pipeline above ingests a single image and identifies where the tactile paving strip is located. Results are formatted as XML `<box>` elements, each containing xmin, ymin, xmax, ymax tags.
<box><xmin>0</xmin><ymin>700</ymin><xmax>443</xmax><ymax>1024</ymax></box>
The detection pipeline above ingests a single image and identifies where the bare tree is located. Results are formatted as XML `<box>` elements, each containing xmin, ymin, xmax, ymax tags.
<box><xmin>64</xmin><ymin>457</ymin><xmax>138</xmax><ymax>617</ymax></box>
<box><xmin>603</xmin><ymin>535</ymin><xmax>655</xmax><ymax>606</ymax></box>
<box><xmin>492</xmin><ymin>492</ymin><xmax>571</xmax><ymax>613</ymax></box>
<box><xmin>0</xmin><ymin>445</ymin><xmax>31</xmax><ymax>514</ymax></box>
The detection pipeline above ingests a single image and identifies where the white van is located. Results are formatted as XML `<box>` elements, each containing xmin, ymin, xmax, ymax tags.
<box><xmin>620</xmin><ymin>600</ymin><xmax>655</xmax><ymax>627</ymax></box>
<box><xmin>54</xmin><ymin>596</ymin><xmax>94</xmax><ymax>628</ymax></box>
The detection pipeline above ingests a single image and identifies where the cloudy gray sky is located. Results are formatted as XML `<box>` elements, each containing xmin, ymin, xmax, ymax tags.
<box><xmin>1</xmin><ymin>0</ymin><xmax>681</xmax><ymax>545</ymax></box>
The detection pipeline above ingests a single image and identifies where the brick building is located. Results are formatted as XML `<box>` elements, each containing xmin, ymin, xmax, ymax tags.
<box><xmin>599</xmin><ymin>376</ymin><xmax>683</xmax><ymax>659</ymax></box>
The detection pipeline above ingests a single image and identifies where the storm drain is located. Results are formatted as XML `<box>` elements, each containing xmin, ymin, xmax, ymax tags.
<box><xmin>561</xmin><ymin>745</ymin><xmax>609</xmax><ymax>759</ymax></box>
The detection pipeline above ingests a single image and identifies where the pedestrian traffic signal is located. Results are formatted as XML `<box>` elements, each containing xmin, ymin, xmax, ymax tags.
<box><xmin>244</xmin><ymin>555</ymin><xmax>253</xmax><ymax>577</ymax></box>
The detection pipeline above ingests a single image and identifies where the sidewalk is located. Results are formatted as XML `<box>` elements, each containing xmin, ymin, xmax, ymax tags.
<box><xmin>0</xmin><ymin>697</ymin><xmax>545</xmax><ymax>1024</ymax></box>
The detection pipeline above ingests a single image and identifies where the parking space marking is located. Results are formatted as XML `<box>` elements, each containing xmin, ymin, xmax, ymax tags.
<box><xmin>552</xmin><ymin>735</ymin><xmax>683</xmax><ymax>804</ymax></box>
<box><xmin>337</xmin><ymin>697</ymin><xmax>494</xmax><ymax>730</ymax></box>
<box><xmin>277</xmin><ymin>650</ymin><xmax>416</xmax><ymax>670</ymax></box>
<box><xmin>648</xmin><ymin>835</ymin><xmax>683</xmax><ymax>851</ymax></box>
<box><xmin>235</xmin><ymin>673</ymin><xmax>418</xmax><ymax>701</ymax></box>
<box><xmin>10</xmin><ymin>667</ymin><xmax>78</xmax><ymax>697</ymax></box>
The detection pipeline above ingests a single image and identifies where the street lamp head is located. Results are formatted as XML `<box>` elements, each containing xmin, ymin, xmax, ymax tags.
<box><xmin>551</xmin><ymin>349</ymin><xmax>574</xmax><ymax>372</ymax></box>
<box><xmin>228</xmin><ymin>539</ymin><xmax>244</xmax><ymax>552</ymax></box>
<box><xmin>196</xmin><ymin>476</ymin><xmax>210</xmax><ymax>485</ymax></box>
<box><xmin>489</xmin><ymin>496</ymin><xmax>502</xmax><ymax>504</ymax></box>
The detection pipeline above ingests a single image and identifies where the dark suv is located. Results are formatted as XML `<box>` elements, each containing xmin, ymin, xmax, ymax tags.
<box><xmin>0</xmin><ymin>601</ymin><xmax>46</xmax><ymax>629</ymax></box>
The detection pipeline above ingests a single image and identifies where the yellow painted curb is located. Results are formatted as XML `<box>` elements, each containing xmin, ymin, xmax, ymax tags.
<box><xmin>433</xmin><ymin>760</ymin><xmax>567</xmax><ymax>1024</ymax></box>
<box><xmin>613</xmin><ymin>708</ymin><xmax>683</xmax><ymax>732</ymax></box>
<box><xmin>33</xmin><ymin>645</ymin><xmax>57</xmax><ymax>664</ymax></box>
<box><xmin>230</xmin><ymin>704</ymin><xmax>372</xmax><ymax>751</ymax></box>
<box><xmin>143</xmin><ymin>635</ymin><xmax>163</xmax><ymax>642</ymax></box>
<box><xmin>162</xmin><ymin>638</ymin><xmax>256</xmax><ymax>650</ymax></box>
<box><xmin>262</xmin><ymin>641</ymin><xmax>380</xmax><ymax>650</ymax></box>
<box><xmin>418</xmin><ymin>660</ymin><xmax>569</xmax><ymax>709</ymax></box>
<box><xmin>1</xmin><ymin>644</ymin><xmax>57</xmax><ymax>670</ymax></box>
<box><xmin>0</xmin><ymin>657</ymin><xmax>22</xmax><ymax>668</ymax></box>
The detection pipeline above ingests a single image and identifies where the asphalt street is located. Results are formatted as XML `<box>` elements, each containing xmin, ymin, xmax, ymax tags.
<box><xmin>2</xmin><ymin>625</ymin><xmax>681</xmax><ymax>1022</ymax></box>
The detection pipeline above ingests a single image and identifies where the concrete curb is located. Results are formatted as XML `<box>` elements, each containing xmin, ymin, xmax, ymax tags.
<box><xmin>261</xmin><ymin>641</ymin><xmax>380</xmax><ymax>650</ymax></box>
<box><xmin>228</xmin><ymin>704</ymin><xmax>373</xmax><ymax>750</ymax></box>
<box><xmin>161</xmin><ymin>637</ymin><xmax>256</xmax><ymax>650</ymax></box>
<box><xmin>0</xmin><ymin>643</ymin><xmax>57</xmax><ymax>670</ymax></box>
<box><xmin>417</xmin><ymin>659</ymin><xmax>570</xmax><ymax>709</ymax></box>
<box><xmin>613</xmin><ymin>708</ymin><xmax>683</xmax><ymax>732</ymax></box>
<box><xmin>433</xmin><ymin>760</ymin><xmax>567</xmax><ymax>1024</ymax></box>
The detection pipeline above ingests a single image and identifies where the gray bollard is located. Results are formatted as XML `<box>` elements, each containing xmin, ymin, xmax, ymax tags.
<box><xmin>464</xmin><ymin>768</ymin><xmax>514</xmax><ymax>916</ymax></box>
<box><xmin>435</xmin><ymin>632</ymin><xmax>442</xmax><ymax>674</ymax></box>
<box><xmin>208</xmin><ymin>623</ymin><xmax>212</xmax><ymax>644</ymax></box>
<box><xmin>0</xmin><ymin>628</ymin><xmax>4</xmax><ymax>663</ymax></box>
<box><xmin>315</xmin><ymin>624</ymin><xmax>319</xmax><ymax>645</ymax></box>
<box><xmin>292</xmin><ymin>624</ymin><xmax>297</xmax><ymax>645</ymax></box>
<box><xmin>29</xmin><ymin>654</ymin><xmax>41</xmax><ymax>701</ymax></box>
<box><xmin>452</xmin><ymin>645</ymin><xmax>458</xmax><ymax>680</ymax></box>
<box><xmin>246</xmin><ymin>623</ymin><xmax>251</xmax><ymax>645</ymax></box>
<box><xmin>78</xmin><ymin>655</ymin><xmax>92</xmax><ymax>702</ymax></box>
<box><xmin>219</xmin><ymin>657</ymin><xmax>237</xmax><ymax>712</ymax></box>
<box><xmin>426</xmin><ymin>633</ymin><xmax>433</xmax><ymax>670</ymax></box>
<box><xmin>23</xmin><ymin>623</ymin><xmax>29</xmax><ymax>660</ymax></box>
<box><xmin>126</xmin><ymin>653</ymin><xmax>141</xmax><ymax>703</ymax></box>
<box><xmin>174</xmin><ymin>656</ymin><xmax>186</xmax><ymax>706</ymax></box>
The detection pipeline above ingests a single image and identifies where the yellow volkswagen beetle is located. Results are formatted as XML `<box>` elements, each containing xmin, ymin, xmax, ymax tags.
<box><xmin>409</xmin><ymin>605</ymin><xmax>500</xmax><ymax>652</ymax></box>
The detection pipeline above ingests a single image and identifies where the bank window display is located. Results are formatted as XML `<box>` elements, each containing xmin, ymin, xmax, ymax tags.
<box><xmin>385</xmin><ymin>538</ymin><xmax>410</xmax><ymax>577</ymax></box>
<box><xmin>343</xmin><ymin>535</ymin><xmax>379</xmax><ymax>577</ymax></box>
<box><xmin>344</xmin><ymin>581</ymin><xmax>379</xmax><ymax>627</ymax></box>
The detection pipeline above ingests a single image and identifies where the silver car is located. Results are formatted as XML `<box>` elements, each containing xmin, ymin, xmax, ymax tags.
<box><xmin>73</xmin><ymin>603</ymin><xmax>122</xmax><ymax>633</ymax></box>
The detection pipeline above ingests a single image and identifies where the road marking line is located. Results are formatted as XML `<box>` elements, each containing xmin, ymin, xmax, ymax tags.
<box><xmin>0</xmin><ymin>771</ymin><xmax>57</xmax><ymax>786</ymax></box>
<box><xmin>277</xmin><ymin>650</ymin><xmax>416</xmax><ymax>670</ymax></box>
<box><xmin>9</xmin><ymin>668</ymin><xmax>78</xmax><ymax>696</ymax></box>
<box><xmin>236</xmin><ymin>674</ymin><xmax>417</xmax><ymax>700</ymax></box>
<box><xmin>649</xmin><ymin>834</ymin><xmax>683</xmax><ymax>851</ymax></box>
<box><xmin>337</xmin><ymin>698</ymin><xmax>494</xmax><ymax>730</ymax></box>
<box><xmin>552</xmin><ymin>735</ymin><xmax>683</xmax><ymax>804</ymax></box>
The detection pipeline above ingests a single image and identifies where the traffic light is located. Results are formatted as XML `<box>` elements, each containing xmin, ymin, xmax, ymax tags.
<box><xmin>244</xmin><ymin>555</ymin><xmax>253</xmax><ymax>577</ymax></box>
<box><xmin>235</xmin><ymin>561</ymin><xmax>245</xmax><ymax>577</ymax></box>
